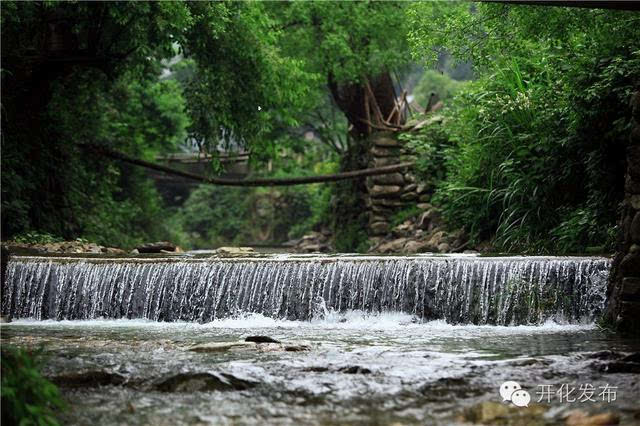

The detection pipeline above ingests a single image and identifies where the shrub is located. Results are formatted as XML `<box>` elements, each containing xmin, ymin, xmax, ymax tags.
<box><xmin>390</xmin><ymin>204</ymin><xmax>421</xmax><ymax>228</ymax></box>
<box><xmin>430</xmin><ymin>48</ymin><xmax>634</xmax><ymax>253</ymax></box>
<box><xmin>1</xmin><ymin>347</ymin><xmax>66</xmax><ymax>426</ymax></box>
<box><xmin>413</xmin><ymin>69</ymin><xmax>466</xmax><ymax>107</ymax></box>
<box><xmin>12</xmin><ymin>232</ymin><xmax>63</xmax><ymax>245</ymax></box>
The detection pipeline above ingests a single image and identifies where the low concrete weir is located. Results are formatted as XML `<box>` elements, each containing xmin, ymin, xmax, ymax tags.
<box><xmin>1</xmin><ymin>254</ymin><xmax>610</xmax><ymax>325</ymax></box>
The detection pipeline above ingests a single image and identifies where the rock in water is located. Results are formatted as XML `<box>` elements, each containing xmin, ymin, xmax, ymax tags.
<box><xmin>284</xmin><ymin>344</ymin><xmax>311</xmax><ymax>352</ymax></box>
<box><xmin>136</xmin><ymin>241</ymin><xmax>177</xmax><ymax>253</ymax></box>
<box><xmin>189</xmin><ymin>341</ymin><xmax>255</xmax><ymax>353</ymax></box>
<box><xmin>213</xmin><ymin>247</ymin><xmax>255</xmax><ymax>256</ymax></box>
<box><xmin>245</xmin><ymin>335</ymin><xmax>281</xmax><ymax>344</ymax></box>
<box><xmin>155</xmin><ymin>372</ymin><xmax>257</xmax><ymax>392</ymax></box>
<box><xmin>339</xmin><ymin>366</ymin><xmax>372</xmax><ymax>374</ymax></box>
<box><xmin>50</xmin><ymin>370</ymin><xmax>126</xmax><ymax>388</ymax></box>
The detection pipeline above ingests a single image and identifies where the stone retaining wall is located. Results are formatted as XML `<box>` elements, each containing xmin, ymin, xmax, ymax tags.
<box><xmin>364</xmin><ymin>132</ymin><xmax>425</xmax><ymax>238</ymax></box>
<box><xmin>606</xmin><ymin>90</ymin><xmax>640</xmax><ymax>334</ymax></box>
<box><xmin>362</xmin><ymin>131</ymin><xmax>468</xmax><ymax>254</ymax></box>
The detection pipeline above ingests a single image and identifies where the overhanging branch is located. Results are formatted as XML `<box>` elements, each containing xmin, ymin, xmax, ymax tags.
<box><xmin>81</xmin><ymin>144</ymin><xmax>413</xmax><ymax>187</ymax></box>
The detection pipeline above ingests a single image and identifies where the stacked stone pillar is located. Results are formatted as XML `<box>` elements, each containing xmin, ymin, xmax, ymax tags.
<box><xmin>606</xmin><ymin>90</ymin><xmax>640</xmax><ymax>334</ymax></box>
<box><xmin>364</xmin><ymin>132</ymin><xmax>427</xmax><ymax>243</ymax></box>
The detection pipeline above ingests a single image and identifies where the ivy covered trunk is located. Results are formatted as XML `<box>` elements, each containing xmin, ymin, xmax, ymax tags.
<box><xmin>606</xmin><ymin>90</ymin><xmax>640</xmax><ymax>334</ymax></box>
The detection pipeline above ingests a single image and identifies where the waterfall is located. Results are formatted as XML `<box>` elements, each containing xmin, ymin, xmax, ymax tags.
<box><xmin>1</xmin><ymin>255</ymin><xmax>610</xmax><ymax>325</ymax></box>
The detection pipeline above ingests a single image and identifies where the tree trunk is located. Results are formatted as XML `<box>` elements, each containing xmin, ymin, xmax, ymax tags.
<box><xmin>328</xmin><ymin>71</ymin><xmax>399</xmax><ymax>139</ymax></box>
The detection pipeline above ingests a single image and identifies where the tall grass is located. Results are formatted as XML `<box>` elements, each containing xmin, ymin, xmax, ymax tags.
<box><xmin>422</xmin><ymin>46</ymin><xmax>635</xmax><ymax>253</ymax></box>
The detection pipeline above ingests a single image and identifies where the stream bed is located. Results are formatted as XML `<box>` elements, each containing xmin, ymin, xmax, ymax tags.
<box><xmin>2</xmin><ymin>312</ymin><xmax>640</xmax><ymax>425</ymax></box>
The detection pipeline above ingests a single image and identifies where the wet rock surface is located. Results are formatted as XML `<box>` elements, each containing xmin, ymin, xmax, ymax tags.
<box><xmin>50</xmin><ymin>370</ymin><xmax>128</xmax><ymax>388</ymax></box>
<box><xmin>338</xmin><ymin>366</ymin><xmax>372</xmax><ymax>375</ymax></box>
<box><xmin>419</xmin><ymin>377</ymin><xmax>485</xmax><ymax>401</ymax></box>
<box><xmin>154</xmin><ymin>372</ymin><xmax>258</xmax><ymax>392</ymax></box>
<box><xmin>2</xmin><ymin>318</ymin><xmax>640</xmax><ymax>425</ymax></box>
<box><xmin>211</xmin><ymin>246</ymin><xmax>255</xmax><ymax>256</ymax></box>
<box><xmin>584</xmin><ymin>351</ymin><xmax>640</xmax><ymax>374</ymax></box>
<box><xmin>245</xmin><ymin>335</ymin><xmax>281</xmax><ymax>344</ymax></box>
<box><xmin>136</xmin><ymin>241</ymin><xmax>181</xmax><ymax>254</ymax></box>
<box><xmin>189</xmin><ymin>339</ymin><xmax>311</xmax><ymax>353</ymax></box>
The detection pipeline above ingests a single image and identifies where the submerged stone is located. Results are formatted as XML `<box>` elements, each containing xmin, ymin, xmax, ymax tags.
<box><xmin>245</xmin><ymin>335</ymin><xmax>281</xmax><ymax>344</ymax></box>
<box><xmin>50</xmin><ymin>370</ymin><xmax>127</xmax><ymax>388</ymax></box>
<box><xmin>189</xmin><ymin>339</ymin><xmax>311</xmax><ymax>353</ymax></box>
<box><xmin>154</xmin><ymin>372</ymin><xmax>258</xmax><ymax>392</ymax></box>
<box><xmin>597</xmin><ymin>360</ymin><xmax>640</xmax><ymax>374</ymax></box>
<box><xmin>301</xmin><ymin>366</ymin><xmax>330</xmax><ymax>373</ymax></box>
<box><xmin>419</xmin><ymin>377</ymin><xmax>485</xmax><ymax>401</ymax></box>
<box><xmin>339</xmin><ymin>366</ymin><xmax>372</xmax><ymax>375</ymax></box>
<box><xmin>583</xmin><ymin>351</ymin><xmax>623</xmax><ymax>361</ymax></box>
<box><xmin>189</xmin><ymin>341</ymin><xmax>255</xmax><ymax>353</ymax></box>
<box><xmin>285</xmin><ymin>344</ymin><xmax>311</xmax><ymax>352</ymax></box>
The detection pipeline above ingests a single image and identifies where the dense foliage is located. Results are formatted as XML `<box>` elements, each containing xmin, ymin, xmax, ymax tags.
<box><xmin>413</xmin><ymin>69</ymin><xmax>466</xmax><ymax>107</ymax></box>
<box><xmin>405</xmin><ymin>4</ymin><xmax>640</xmax><ymax>253</ymax></box>
<box><xmin>1</xmin><ymin>347</ymin><xmax>66</xmax><ymax>426</ymax></box>
<box><xmin>1</xmin><ymin>1</ymin><xmax>310</xmax><ymax>246</ymax></box>
<box><xmin>2</xmin><ymin>1</ymin><xmax>638</xmax><ymax>255</ymax></box>
<box><xmin>173</xmin><ymin>146</ymin><xmax>337</xmax><ymax>248</ymax></box>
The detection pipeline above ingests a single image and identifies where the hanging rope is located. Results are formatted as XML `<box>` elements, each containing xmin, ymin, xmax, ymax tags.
<box><xmin>81</xmin><ymin>144</ymin><xmax>413</xmax><ymax>187</ymax></box>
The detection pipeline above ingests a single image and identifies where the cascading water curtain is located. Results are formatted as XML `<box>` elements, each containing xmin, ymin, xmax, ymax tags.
<box><xmin>2</xmin><ymin>256</ymin><xmax>610</xmax><ymax>325</ymax></box>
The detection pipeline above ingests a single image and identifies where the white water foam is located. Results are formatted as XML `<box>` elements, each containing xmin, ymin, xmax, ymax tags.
<box><xmin>4</xmin><ymin>311</ymin><xmax>596</xmax><ymax>333</ymax></box>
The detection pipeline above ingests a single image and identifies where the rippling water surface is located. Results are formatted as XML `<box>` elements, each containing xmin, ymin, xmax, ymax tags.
<box><xmin>3</xmin><ymin>312</ymin><xmax>640</xmax><ymax>425</ymax></box>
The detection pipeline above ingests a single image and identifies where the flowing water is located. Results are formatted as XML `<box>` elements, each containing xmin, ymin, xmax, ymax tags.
<box><xmin>2</xmin><ymin>254</ymin><xmax>639</xmax><ymax>425</ymax></box>
<box><xmin>2</xmin><ymin>255</ymin><xmax>610</xmax><ymax>325</ymax></box>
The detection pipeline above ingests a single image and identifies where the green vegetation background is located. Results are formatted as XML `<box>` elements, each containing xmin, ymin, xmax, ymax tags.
<box><xmin>2</xmin><ymin>2</ymin><xmax>638</xmax><ymax>254</ymax></box>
